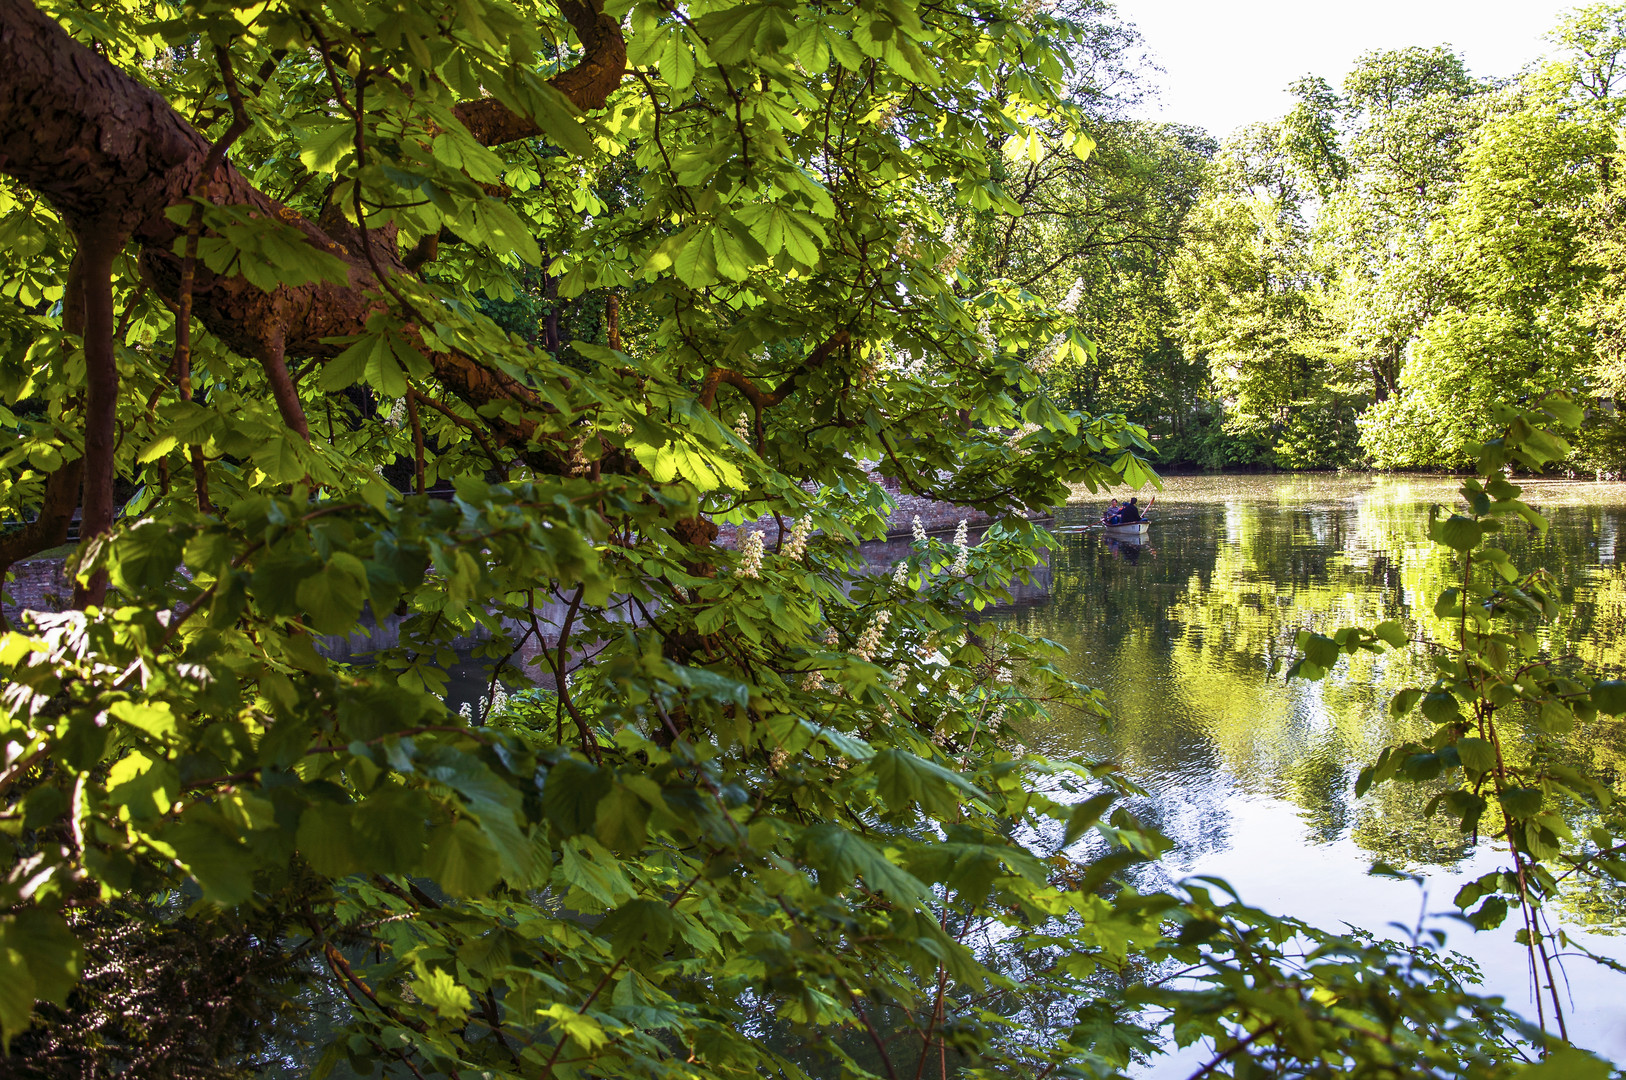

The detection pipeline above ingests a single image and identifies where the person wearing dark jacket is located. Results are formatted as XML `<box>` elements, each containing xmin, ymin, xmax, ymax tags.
<box><xmin>1119</xmin><ymin>497</ymin><xmax>1141</xmax><ymax>523</ymax></box>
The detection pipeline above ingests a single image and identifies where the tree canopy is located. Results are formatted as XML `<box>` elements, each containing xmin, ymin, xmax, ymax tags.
<box><xmin>0</xmin><ymin>0</ymin><xmax>1622</xmax><ymax>1077</ymax></box>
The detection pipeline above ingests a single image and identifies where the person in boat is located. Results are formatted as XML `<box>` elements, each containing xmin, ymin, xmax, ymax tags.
<box><xmin>1103</xmin><ymin>499</ymin><xmax>1123</xmax><ymax>525</ymax></box>
<box><xmin>1118</xmin><ymin>497</ymin><xmax>1142</xmax><ymax>523</ymax></box>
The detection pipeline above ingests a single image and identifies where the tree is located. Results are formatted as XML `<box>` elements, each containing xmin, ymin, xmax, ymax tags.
<box><xmin>1361</xmin><ymin>10</ymin><xmax>1626</xmax><ymax>471</ymax></box>
<box><xmin>0</xmin><ymin>0</ymin><xmax>1592</xmax><ymax>1077</ymax></box>
<box><xmin>1166</xmin><ymin>125</ymin><xmax>1359</xmax><ymax>469</ymax></box>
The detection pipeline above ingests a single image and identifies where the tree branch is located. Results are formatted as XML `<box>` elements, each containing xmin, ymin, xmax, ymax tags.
<box><xmin>698</xmin><ymin>330</ymin><xmax>850</xmax><ymax>411</ymax></box>
<box><xmin>0</xmin><ymin>0</ymin><xmax>625</xmax><ymax>462</ymax></box>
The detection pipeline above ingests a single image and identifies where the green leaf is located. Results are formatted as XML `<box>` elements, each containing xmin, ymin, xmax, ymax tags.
<box><xmin>0</xmin><ymin>945</ymin><xmax>37</xmax><ymax>1047</ymax></box>
<box><xmin>1498</xmin><ymin>787</ymin><xmax>1543</xmax><ymax>820</ymax></box>
<box><xmin>595</xmin><ymin>783</ymin><xmax>650</xmax><ymax>853</ymax></box>
<box><xmin>1420</xmin><ymin>691</ymin><xmax>1460</xmax><ymax>724</ymax></box>
<box><xmin>423</xmin><ymin>819</ymin><xmax>502</xmax><ymax>898</ymax></box>
<box><xmin>4</xmin><ymin>910</ymin><xmax>80</xmax><ymax>1009</ymax></box>
<box><xmin>1297</xmin><ymin>632</ymin><xmax>1339</xmax><ymax>669</ymax></box>
<box><xmin>1063</xmin><ymin>791</ymin><xmax>1118</xmax><ymax>846</ymax></box>
<box><xmin>597</xmin><ymin>898</ymin><xmax>676</xmax><ymax>959</ymax></box>
<box><xmin>1456</xmin><ymin>737</ymin><xmax>1496</xmax><ymax>773</ymax></box>
<box><xmin>297</xmin><ymin>803</ymin><xmax>359</xmax><ymax>878</ymax></box>
<box><xmin>1517</xmin><ymin>1048</ymin><xmax>1612</xmax><ymax>1080</ymax></box>
<box><xmin>351</xmin><ymin>787</ymin><xmax>428</xmax><ymax>873</ymax></box>
<box><xmin>798</xmin><ymin>823</ymin><xmax>932</xmax><ymax>906</ymax></box>
<box><xmin>869</xmin><ymin>749</ymin><xmax>981</xmax><ymax>817</ymax></box>
<box><xmin>1389</xmin><ymin>688</ymin><xmax>1423</xmax><ymax>717</ymax></box>
<box><xmin>106</xmin><ymin>751</ymin><xmax>178</xmax><ymax>820</ymax></box>
<box><xmin>295</xmin><ymin>553</ymin><xmax>369</xmax><ymax>635</ymax></box>
<box><xmin>1592</xmin><ymin>679</ymin><xmax>1626</xmax><ymax>715</ymax></box>
<box><xmin>1432</xmin><ymin>514</ymin><xmax>1485</xmax><ymax>552</ymax></box>
<box><xmin>543</xmin><ymin>757</ymin><xmax>612</xmax><ymax>836</ymax></box>
<box><xmin>108</xmin><ymin>700</ymin><xmax>177</xmax><ymax>741</ymax></box>
<box><xmin>412</xmin><ymin>966</ymin><xmax>472</xmax><ymax>1023</ymax></box>
<box><xmin>162</xmin><ymin>819</ymin><xmax>256</xmax><ymax>904</ymax></box>
<box><xmin>1374</xmin><ymin>621</ymin><xmax>1407</xmax><ymax>648</ymax></box>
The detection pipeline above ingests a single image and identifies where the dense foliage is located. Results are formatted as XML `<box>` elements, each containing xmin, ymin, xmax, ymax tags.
<box><xmin>0</xmin><ymin>0</ymin><xmax>1621</xmax><ymax>1079</ymax></box>
<box><xmin>948</xmin><ymin>3</ymin><xmax>1626</xmax><ymax>474</ymax></box>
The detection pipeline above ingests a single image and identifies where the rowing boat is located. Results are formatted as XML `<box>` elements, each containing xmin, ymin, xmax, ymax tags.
<box><xmin>1100</xmin><ymin>518</ymin><xmax>1150</xmax><ymax>541</ymax></box>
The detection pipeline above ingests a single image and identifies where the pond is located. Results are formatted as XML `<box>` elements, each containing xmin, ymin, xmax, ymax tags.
<box><xmin>1002</xmin><ymin>473</ymin><xmax>1626</xmax><ymax>1066</ymax></box>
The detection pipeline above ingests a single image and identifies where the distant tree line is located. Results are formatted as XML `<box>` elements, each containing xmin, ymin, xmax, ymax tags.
<box><xmin>872</xmin><ymin>2</ymin><xmax>1626</xmax><ymax>473</ymax></box>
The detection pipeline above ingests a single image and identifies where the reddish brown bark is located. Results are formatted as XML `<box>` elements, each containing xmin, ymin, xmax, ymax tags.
<box><xmin>450</xmin><ymin>0</ymin><xmax>627</xmax><ymax>145</ymax></box>
<box><xmin>72</xmin><ymin>229</ymin><xmax>124</xmax><ymax>608</ymax></box>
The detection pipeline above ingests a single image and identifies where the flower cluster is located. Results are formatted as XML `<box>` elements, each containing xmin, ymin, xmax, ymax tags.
<box><xmin>891</xmin><ymin>561</ymin><xmax>909</xmax><ymax>589</ymax></box>
<box><xmin>1061</xmin><ymin>276</ymin><xmax>1085</xmax><ymax>313</ymax></box>
<box><xmin>783</xmin><ymin>516</ymin><xmax>813</xmax><ymax>562</ymax></box>
<box><xmin>1032</xmin><ymin>333</ymin><xmax>1065</xmax><ymax>374</ymax></box>
<box><xmin>976</xmin><ymin>317</ymin><xmax>1000</xmax><ymax>358</ymax></box>
<box><xmin>939</xmin><ymin>227</ymin><xmax>970</xmax><ymax>277</ymax></box>
<box><xmin>949</xmin><ymin>520</ymin><xmax>971</xmax><ymax>576</ymax></box>
<box><xmin>734</xmin><ymin>411</ymin><xmax>752</xmax><ymax>444</ymax></box>
<box><xmin>739</xmin><ymin>530</ymin><xmax>765</xmax><ymax>578</ymax></box>
<box><xmin>870</xmin><ymin>97</ymin><xmax>900</xmax><ymax>126</ymax></box>
<box><xmin>800</xmin><ymin>670</ymin><xmax>824</xmax><ymax>693</ymax></box>
<box><xmin>881</xmin><ymin>344</ymin><xmax>925</xmax><ymax>380</ymax></box>
<box><xmin>912</xmin><ymin>515</ymin><xmax>927</xmax><ymax>543</ymax></box>
<box><xmin>853</xmin><ymin>610</ymin><xmax>892</xmax><ymax>662</ymax></box>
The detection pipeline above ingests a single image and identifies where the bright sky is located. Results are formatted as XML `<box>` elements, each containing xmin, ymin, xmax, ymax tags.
<box><xmin>1114</xmin><ymin>0</ymin><xmax>1586</xmax><ymax>138</ymax></box>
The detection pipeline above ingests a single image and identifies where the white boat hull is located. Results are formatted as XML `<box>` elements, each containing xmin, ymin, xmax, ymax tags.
<box><xmin>1101</xmin><ymin>520</ymin><xmax>1150</xmax><ymax>540</ymax></box>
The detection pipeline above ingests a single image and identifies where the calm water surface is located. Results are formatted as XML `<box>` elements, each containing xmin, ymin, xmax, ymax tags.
<box><xmin>1006</xmin><ymin>474</ymin><xmax>1626</xmax><ymax>1065</ymax></box>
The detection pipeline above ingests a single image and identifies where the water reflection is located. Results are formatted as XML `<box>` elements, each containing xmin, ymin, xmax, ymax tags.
<box><xmin>1006</xmin><ymin>474</ymin><xmax>1626</xmax><ymax>1063</ymax></box>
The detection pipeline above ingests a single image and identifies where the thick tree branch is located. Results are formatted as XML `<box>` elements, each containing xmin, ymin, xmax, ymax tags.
<box><xmin>698</xmin><ymin>330</ymin><xmax>850</xmax><ymax>410</ymax></box>
<box><xmin>451</xmin><ymin>0</ymin><xmax>627</xmax><ymax>145</ymax></box>
<box><xmin>72</xmin><ymin>228</ymin><xmax>126</xmax><ymax>609</ymax></box>
<box><xmin>0</xmin><ymin>0</ymin><xmax>625</xmax><ymax>460</ymax></box>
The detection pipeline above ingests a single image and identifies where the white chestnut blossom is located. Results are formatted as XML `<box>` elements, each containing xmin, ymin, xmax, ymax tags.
<box><xmin>891</xmin><ymin>561</ymin><xmax>909</xmax><ymax>588</ymax></box>
<box><xmin>739</xmin><ymin>530</ymin><xmax>765</xmax><ymax>578</ymax></box>
<box><xmin>734</xmin><ymin>411</ymin><xmax>752</xmax><ymax>443</ymax></box>
<box><xmin>1032</xmin><ymin>333</ymin><xmax>1064</xmax><ymax>374</ymax></box>
<box><xmin>1061</xmin><ymin>276</ymin><xmax>1085</xmax><ymax>313</ymax></box>
<box><xmin>853</xmin><ymin>610</ymin><xmax>892</xmax><ymax>662</ymax></box>
<box><xmin>911</xmin><ymin>515</ymin><xmax>927</xmax><ymax>543</ymax></box>
<box><xmin>823</xmin><ymin>625</ymin><xmax>840</xmax><ymax>647</ymax></box>
<box><xmin>949</xmin><ymin>520</ymin><xmax>971</xmax><ymax>576</ymax></box>
<box><xmin>783</xmin><ymin>516</ymin><xmax>813</xmax><ymax>562</ymax></box>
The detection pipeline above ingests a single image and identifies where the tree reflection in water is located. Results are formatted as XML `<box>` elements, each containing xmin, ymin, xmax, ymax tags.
<box><xmin>1001</xmin><ymin>473</ymin><xmax>1626</xmax><ymax>1061</ymax></box>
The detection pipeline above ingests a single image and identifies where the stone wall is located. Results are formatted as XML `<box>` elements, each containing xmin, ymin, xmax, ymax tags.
<box><xmin>2</xmin><ymin>557</ymin><xmax>71</xmax><ymax>627</ymax></box>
